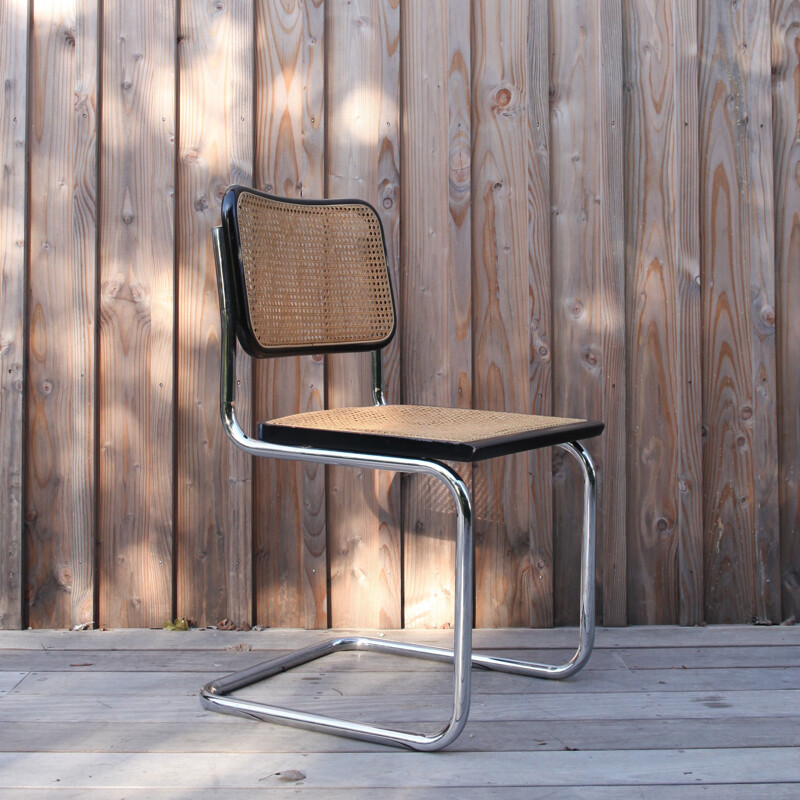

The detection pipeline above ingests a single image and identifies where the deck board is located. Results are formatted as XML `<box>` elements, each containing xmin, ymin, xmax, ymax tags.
<box><xmin>0</xmin><ymin>626</ymin><xmax>797</xmax><ymax>796</ymax></box>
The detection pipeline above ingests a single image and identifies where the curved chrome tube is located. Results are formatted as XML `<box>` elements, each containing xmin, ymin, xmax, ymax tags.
<box><xmin>371</xmin><ymin>350</ymin><xmax>387</xmax><ymax>406</ymax></box>
<box><xmin>469</xmin><ymin>440</ymin><xmax>596</xmax><ymax>679</ymax></box>
<box><xmin>205</xmin><ymin>227</ymin><xmax>597</xmax><ymax>750</ymax></box>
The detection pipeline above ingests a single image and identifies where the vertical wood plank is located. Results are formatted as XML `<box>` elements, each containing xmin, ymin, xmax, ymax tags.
<box><xmin>0</xmin><ymin>0</ymin><xmax>29</xmax><ymax>629</ymax></box>
<box><xmin>253</xmin><ymin>0</ymin><xmax>327</xmax><ymax>629</ymax></box>
<box><xmin>99</xmin><ymin>0</ymin><xmax>175</xmax><ymax>628</ymax></box>
<box><xmin>326</xmin><ymin>0</ymin><xmax>402</xmax><ymax>628</ymax></box>
<box><xmin>176</xmin><ymin>0</ymin><xmax>254</xmax><ymax>628</ymax></box>
<box><xmin>526</xmin><ymin>0</ymin><xmax>555</xmax><ymax>627</ymax></box>
<box><xmin>771</xmin><ymin>0</ymin><xmax>800</xmax><ymax>620</ymax></box>
<box><xmin>698</xmin><ymin>0</ymin><xmax>780</xmax><ymax>623</ymax></box>
<box><xmin>26</xmin><ymin>0</ymin><xmax>97</xmax><ymax>628</ymax></box>
<box><xmin>471</xmin><ymin>0</ymin><xmax>539</xmax><ymax>627</ymax></box>
<box><xmin>551</xmin><ymin>0</ymin><xmax>626</xmax><ymax>626</ymax></box>
<box><xmin>622</xmin><ymin>0</ymin><xmax>702</xmax><ymax>625</ymax></box>
<box><xmin>401</xmin><ymin>0</ymin><xmax>472</xmax><ymax>629</ymax></box>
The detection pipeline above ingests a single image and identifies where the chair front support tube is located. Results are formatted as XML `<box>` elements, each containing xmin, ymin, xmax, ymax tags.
<box><xmin>468</xmin><ymin>439</ymin><xmax>596</xmax><ymax>679</ymax></box>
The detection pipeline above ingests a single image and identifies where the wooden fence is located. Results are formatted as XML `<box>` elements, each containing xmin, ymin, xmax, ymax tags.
<box><xmin>1</xmin><ymin>0</ymin><xmax>798</xmax><ymax>630</ymax></box>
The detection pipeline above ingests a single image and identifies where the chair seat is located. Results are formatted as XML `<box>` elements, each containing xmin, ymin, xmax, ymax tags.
<box><xmin>257</xmin><ymin>404</ymin><xmax>604</xmax><ymax>463</ymax></box>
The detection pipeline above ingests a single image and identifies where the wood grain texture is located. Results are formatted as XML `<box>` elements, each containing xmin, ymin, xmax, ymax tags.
<box><xmin>772</xmin><ymin>0</ymin><xmax>800</xmax><ymax>621</ymax></box>
<box><xmin>98</xmin><ymin>0</ymin><xmax>175</xmax><ymax>627</ymax></box>
<box><xmin>2</xmin><ymin>626</ymin><xmax>800</xmax><ymax>794</ymax></box>
<box><xmin>176</xmin><ymin>0</ymin><xmax>254</xmax><ymax>627</ymax></box>
<box><xmin>471</xmin><ymin>0</ymin><xmax>538</xmax><ymax>627</ymax></box>
<box><xmin>526</xmin><ymin>0</ymin><xmax>555</xmax><ymax>627</ymax></box>
<box><xmin>550</xmin><ymin>0</ymin><xmax>627</xmax><ymax>626</ymax></box>
<box><xmin>253</xmin><ymin>0</ymin><xmax>326</xmax><ymax>629</ymax></box>
<box><xmin>0</xmin><ymin>0</ymin><xmax>28</xmax><ymax>629</ymax></box>
<box><xmin>698</xmin><ymin>0</ymin><xmax>780</xmax><ymax>623</ymax></box>
<box><xmin>3</xmin><ymin>0</ymin><xmax>799</xmax><ymax>631</ymax></box>
<box><xmin>26</xmin><ymin>0</ymin><xmax>97</xmax><ymax>628</ymax></box>
<box><xmin>623</xmin><ymin>0</ymin><xmax>702</xmax><ymax>625</ymax></box>
<box><xmin>400</xmin><ymin>0</ymin><xmax>471</xmax><ymax>629</ymax></box>
<box><xmin>325</xmin><ymin>0</ymin><xmax>402</xmax><ymax>628</ymax></box>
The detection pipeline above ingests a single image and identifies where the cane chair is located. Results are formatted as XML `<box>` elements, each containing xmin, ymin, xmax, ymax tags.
<box><xmin>200</xmin><ymin>184</ymin><xmax>603</xmax><ymax>751</ymax></box>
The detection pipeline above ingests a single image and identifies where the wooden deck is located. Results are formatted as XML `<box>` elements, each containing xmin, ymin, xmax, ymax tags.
<box><xmin>0</xmin><ymin>625</ymin><xmax>798</xmax><ymax>798</ymax></box>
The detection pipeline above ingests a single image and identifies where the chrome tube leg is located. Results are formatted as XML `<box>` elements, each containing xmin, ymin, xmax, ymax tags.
<box><xmin>469</xmin><ymin>440</ymin><xmax>597</xmax><ymax>679</ymax></box>
<box><xmin>200</xmin><ymin>461</ymin><xmax>474</xmax><ymax>752</ymax></box>
<box><xmin>443</xmin><ymin>467</ymin><xmax>473</xmax><ymax>747</ymax></box>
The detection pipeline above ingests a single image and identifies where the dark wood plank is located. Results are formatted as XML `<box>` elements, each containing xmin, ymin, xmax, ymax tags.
<box><xmin>400</xmin><ymin>0</ymin><xmax>471</xmax><ymax>629</ymax></box>
<box><xmin>325</xmin><ymin>0</ymin><xmax>402</xmax><ymax>628</ymax></box>
<box><xmin>698</xmin><ymin>0</ymin><xmax>780</xmax><ymax>623</ymax></box>
<box><xmin>26</xmin><ymin>0</ymin><xmax>97</xmax><ymax>628</ymax></box>
<box><xmin>98</xmin><ymin>0</ymin><xmax>176</xmax><ymax>627</ymax></box>
<box><xmin>0</xmin><ymin>0</ymin><xmax>29</xmax><ymax>629</ymax></box>
<box><xmin>623</xmin><ymin>0</ymin><xmax>702</xmax><ymax>624</ymax></box>
<box><xmin>772</xmin><ymin>0</ymin><xmax>800</xmax><ymax>621</ymax></box>
<box><xmin>550</xmin><ymin>0</ymin><xmax>626</xmax><ymax>626</ymax></box>
<box><xmin>253</xmin><ymin>0</ymin><xmax>327</xmax><ymax>629</ymax></box>
<box><xmin>176</xmin><ymin>0</ymin><xmax>254</xmax><ymax>627</ymax></box>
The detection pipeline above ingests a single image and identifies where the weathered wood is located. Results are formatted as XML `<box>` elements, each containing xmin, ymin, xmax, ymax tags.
<box><xmin>253</xmin><ymin>0</ymin><xmax>327</xmax><ymax>629</ymax></box>
<box><xmin>623</xmin><ymin>0</ymin><xmax>702</xmax><ymax>624</ymax></box>
<box><xmin>0</xmin><ymin>673</ymin><xmax>25</xmax><ymax>694</ymax></box>
<box><xmin>26</xmin><ymin>0</ymin><xmax>97</xmax><ymax>629</ymax></box>
<box><xmin>176</xmin><ymin>0</ymin><xmax>254</xmax><ymax>628</ymax></box>
<box><xmin>550</xmin><ymin>0</ymin><xmax>626</xmax><ymax>626</ymax></box>
<box><xmin>2</xmin><ymin>622</ymin><xmax>799</xmax><ymax>650</ymax></box>
<box><xmin>772</xmin><ymin>0</ymin><xmax>800</xmax><ymax>621</ymax></box>
<box><xmin>471</xmin><ymin>0</ymin><xmax>539</xmax><ymax>627</ymax></box>
<box><xmin>698</xmin><ymin>0</ymin><xmax>780</xmax><ymax>623</ymax></box>
<box><xmin>3</xmin><ymin>0</ymin><xmax>800</xmax><ymax>633</ymax></box>
<box><xmin>98</xmin><ymin>0</ymin><xmax>176</xmax><ymax>627</ymax></box>
<box><xmin>2</xmin><ymin>626</ymin><xmax>800</xmax><ymax>794</ymax></box>
<box><xmin>1</xmin><ymin>748</ymin><xmax>799</xmax><ymax>790</ymax></box>
<box><xmin>0</xmin><ymin>0</ymin><xmax>28</xmax><ymax>629</ymax></box>
<box><xmin>4</xmin><ymin>688</ymin><xmax>796</xmax><ymax>725</ymax></box>
<box><xmin>5</xmin><ymin>716</ymin><xmax>800</xmax><ymax>755</ymax></box>
<box><xmin>4</xmin><ymin>641</ymin><xmax>799</xmax><ymax>672</ymax></box>
<box><xmin>325</xmin><ymin>0</ymin><xmax>401</xmax><ymax>628</ymax></box>
<box><xmin>2</xmin><ymin>788</ymin><xmax>800</xmax><ymax>800</ymax></box>
<box><xmin>12</xmin><ymin>663</ymin><xmax>800</xmax><ymax>698</ymax></box>
<box><xmin>400</xmin><ymin>0</ymin><xmax>471</xmax><ymax>629</ymax></box>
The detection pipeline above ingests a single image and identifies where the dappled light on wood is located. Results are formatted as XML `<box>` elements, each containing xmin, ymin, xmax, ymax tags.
<box><xmin>1</xmin><ymin>0</ymin><xmax>798</xmax><ymax>631</ymax></box>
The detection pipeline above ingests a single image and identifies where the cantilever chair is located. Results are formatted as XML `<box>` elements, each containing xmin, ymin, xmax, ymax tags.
<box><xmin>200</xmin><ymin>184</ymin><xmax>603</xmax><ymax>751</ymax></box>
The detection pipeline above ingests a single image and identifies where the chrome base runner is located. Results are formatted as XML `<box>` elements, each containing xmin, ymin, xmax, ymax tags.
<box><xmin>200</xmin><ymin>439</ymin><xmax>596</xmax><ymax>751</ymax></box>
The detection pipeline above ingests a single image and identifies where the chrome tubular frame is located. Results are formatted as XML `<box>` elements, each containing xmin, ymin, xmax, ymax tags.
<box><xmin>200</xmin><ymin>227</ymin><xmax>597</xmax><ymax>750</ymax></box>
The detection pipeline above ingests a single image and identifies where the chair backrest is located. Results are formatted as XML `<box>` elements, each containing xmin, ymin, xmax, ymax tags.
<box><xmin>219</xmin><ymin>185</ymin><xmax>396</xmax><ymax>358</ymax></box>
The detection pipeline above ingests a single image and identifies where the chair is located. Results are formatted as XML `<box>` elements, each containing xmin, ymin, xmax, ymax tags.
<box><xmin>200</xmin><ymin>185</ymin><xmax>603</xmax><ymax>751</ymax></box>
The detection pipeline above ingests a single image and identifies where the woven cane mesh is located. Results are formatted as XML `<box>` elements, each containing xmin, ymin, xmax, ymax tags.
<box><xmin>236</xmin><ymin>191</ymin><xmax>394</xmax><ymax>351</ymax></box>
<box><xmin>267</xmin><ymin>405</ymin><xmax>584</xmax><ymax>444</ymax></box>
